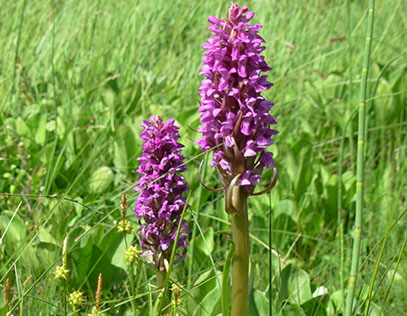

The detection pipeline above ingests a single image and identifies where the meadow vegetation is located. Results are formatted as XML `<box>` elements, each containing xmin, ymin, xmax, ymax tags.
<box><xmin>0</xmin><ymin>0</ymin><xmax>406</xmax><ymax>315</ymax></box>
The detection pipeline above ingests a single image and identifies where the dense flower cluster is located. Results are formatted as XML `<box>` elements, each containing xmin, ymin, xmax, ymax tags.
<box><xmin>197</xmin><ymin>2</ymin><xmax>277</xmax><ymax>190</ymax></box>
<box><xmin>134</xmin><ymin>116</ymin><xmax>189</xmax><ymax>269</ymax></box>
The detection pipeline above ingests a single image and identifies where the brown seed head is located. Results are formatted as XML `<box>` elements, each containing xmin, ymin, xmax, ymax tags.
<box><xmin>121</xmin><ymin>192</ymin><xmax>127</xmax><ymax>218</ymax></box>
<box><xmin>5</xmin><ymin>278</ymin><xmax>10</xmax><ymax>309</ymax></box>
<box><xmin>96</xmin><ymin>273</ymin><xmax>103</xmax><ymax>310</ymax></box>
<box><xmin>62</xmin><ymin>235</ymin><xmax>68</xmax><ymax>266</ymax></box>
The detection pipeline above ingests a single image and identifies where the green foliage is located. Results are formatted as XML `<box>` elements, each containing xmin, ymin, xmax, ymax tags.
<box><xmin>0</xmin><ymin>0</ymin><xmax>406</xmax><ymax>314</ymax></box>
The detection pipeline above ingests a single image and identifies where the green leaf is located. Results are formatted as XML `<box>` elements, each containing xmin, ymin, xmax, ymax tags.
<box><xmin>113</xmin><ymin>124</ymin><xmax>137</xmax><ymax>174</ymax></box>
<box><xmin>0</xmin><ymin>210</ymin><xmax>26</xmax><ymax>243</ymax></box>
<box><xmin>35</xmin><ymin>113</ymin><xmax>47</xmax><ymax>145</ymax></box>
<box><xmin>275</xmin><ymin>200</ymin><xmax>296</xmax><ymax>218</ymax></box>
<box><xmin>38</xmin><ymin>227</ymin><xmax>57</xmax><ymax>245</ymax></box>
<box><xmin>253</xmin><ymin>290</ymin><xmax>269</xmax><ymax>316</ymax></box>
<box><xmin>222</xmin><ymin>242</ymin><xmax>234</xmax><ymax>316</ymax></box>
<box><xmin>300</xmin><ymin>211</ymin><xmax>323</xmax><ymax>237</ymax></box>
<box><xmin>327</xmin><ymin>290</ymin><xmax>343</xmax><ymax>316</ymax></box>
<box><xmin>194</xmin><ymin>278</ymin><xmax>222</xmax><ymax>316</ymax></box>
<box><xmin>111</xmin><ymin>237</ymin><xmax>127</xmax><ymax>270</ymax></box>
<box><xmin>301</xmin><ymin>296</ymin><xmax>328</xmax><ymax>316</ymax></box>
<box><xmin>89</xmin><ymin>166</ymin><xmax>114</xmax><ymax>193</ymax></box>
<box><xmin>186</xmin><ymin>269</ymin><xmax>218</xmax><ymax>314</ymax></box>
<box><xmin>281</xmin><ymin>264</ymin><xmax>312</xmax><ymax>305</ymax></box>
<box><xmin>273</xmin><ymin>213</ymin><xmax>297</xmax><ymax>250</ymax></box>
<box><xmin>195</xmin><ymin>227</ymin><xmax>215</xmax><ymax>256</ymax></box>
<box><xmin>16</xmin><ymin>116</ymin><xmax>29</xmax><ymax>136</ymax></box>
<box><xmin>281</xmin><ymin>303</ymin><xmax>305</xmax><ymax>316</ymax></box>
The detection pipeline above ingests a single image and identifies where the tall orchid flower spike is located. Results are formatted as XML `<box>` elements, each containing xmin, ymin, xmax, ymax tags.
<box><xmin>134</xmin><ymin>116</ymin><xmax>189</xmax><ymax>280</ymax></box>
<box><xmin>197</xmin><ymin>3</ymin><xmax>277</xmax><ymax>315</ymax></box>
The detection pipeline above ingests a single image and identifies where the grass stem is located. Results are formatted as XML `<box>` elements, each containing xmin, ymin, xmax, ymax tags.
<box><xmin>344</xmin><ymin>1</ymin><xmax>375</xmax><ymax>315</ymax></box>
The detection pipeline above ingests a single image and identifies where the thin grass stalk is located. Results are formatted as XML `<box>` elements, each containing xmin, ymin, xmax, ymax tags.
<box><xmin>346</xmin><ymin>0</ymin><xmax>356</xmax><ymax>173</ymax></box>
<box><xmin>13</xmin><ymin>0</ymin><xmax>27</xmax><ymax>84</ymax></box>
<box><xmin>338</xmin><ymin>108</ymin><xmax>358</xmax><ymax>309</ymax></box>
<box><xmin>63</xmin><ymin>280</ymin><xmax>68</xmax><ymax>316</ymax></box>
<box><xmin>222</xmin><ymin>242</ymin><xmax>234</xmax><ymax>316</ymax></box>
<box><xmin>123</xmin><ymin>237</ymin><xmax>137</xmax><ymax>315</ymax></box>
<box><xmin>158</xmin><ymin>192</ymin><xmax>191</xmax><ymax>315</ymax></box>
<box><xmin>344</xmin><ymin>1</ymin><xmax>375</xmax><ymax>315</ymax></box>
<box><xmin>378</xmin><ymin>233</ymin><xmax>407</xmax><ymax>316</ymax></box>
<box><xmin>343</xmin><ymin>0</ymin><xmax>353</xmax><ymax>305</ymax></box>
<box><xmin>363</xmin><ymin>170</ymin><xmax>406</xmax><ymax>315</ymax></box>
<box><xmin>187</xmin><ymin>158</ymin><xmax>206</xmax><ymax>290</ymax></box>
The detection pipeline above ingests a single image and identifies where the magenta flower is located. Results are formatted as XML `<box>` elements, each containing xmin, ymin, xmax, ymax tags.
<box><xmin>134</xmin><ymin>115</ymin><xmax>189</xmax><ymax>270</ymax></box>
<box><xmin>197</xmin><ymin>2</ymin><xmax>277</xmax><ymax>194</ymax></box>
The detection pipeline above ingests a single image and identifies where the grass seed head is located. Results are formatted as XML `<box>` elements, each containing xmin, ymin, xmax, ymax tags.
<box><xmin>69</xmin><ymin>290</ymin><xmax>84</xmax><ymax>307</ymax></box>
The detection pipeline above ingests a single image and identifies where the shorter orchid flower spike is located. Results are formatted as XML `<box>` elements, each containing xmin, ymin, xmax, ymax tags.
<box><xmin>134</xmin><ymin>115</ymin><xmax>189</xmax><ymax>271</ymax></box>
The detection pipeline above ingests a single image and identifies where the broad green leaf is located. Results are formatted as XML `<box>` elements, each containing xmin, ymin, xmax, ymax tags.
<box><xmin>273</xmin><ymin>213</ymin><xmax>297</xmax><ymax>250</ymax></box>
<box><xmin>327</xmin><ymin>290</ymin><xmax>343</xmax><ymax>316</ymax></box>
<box><xmin>111</xmin><ymin>237</ymin><xmax>127</xmax><ymax>270</ymax></box>
<box><xmin>186</xmin><ymin>269</ymin><xmax>218</xmax><ymax>314</ymax></box>
<box><xmin>16</xmin><ymin>116</ymin><xmax>29</xmax><ymax>136</ymax></box>
<box><xmin>195</xmin><ymin>227</ymin><xmax>215</xmax><ymax>256</ymax></box>
<box><xmin>281</xmin><ymin>303</ymin><xmax>305</xmax><ymax>316</ymax></box>
<box><xmin>38</xmin><ymin>227</ymin><xmax>57</xmax><ymax>245</ymax></box>
<box><xmin>281</xmin><ymin>264</ymin><xmax>312</xmax><ymax>305</ymax></box>
<box><xmin>275</xmin><ymin>200</ymin><xmax>296</xmax><ymax>218</ymax></box>
<box><xmin>113</xmin><ymin>124</ymin><xmax>137</xmax><ymax>174</ymax></box>
<box><xmin>300</xmin><ymin>211</ymin><xmax>323</xmax><ymax>237</ymax></box>
<box><xmin>301</xmin><ymin>296</ymin><xmax>328</xmax><ymax>316</ymax></box>
<box><xmin>253</xmin><ymin>290</ymin><xmax>269</xmax><ymax>316</ymax></box>
<box><xmin>0</xmin><ymin>210</ymin><xmax>26</xmax><ymax>243</ymax></box>
<box><xmin>194</xmin><ymin>278</ymin><xmax>221</xmax><ymax>316</ymax></box>
<box><xmin>89</xmin><ymin>166</ymin><xmax>114</xmax><ymax>194</ymax></box>
<box><xmin>35</xmin><ymin>114</ymin><xmax>47</xmax><ymax>145</ymax></box>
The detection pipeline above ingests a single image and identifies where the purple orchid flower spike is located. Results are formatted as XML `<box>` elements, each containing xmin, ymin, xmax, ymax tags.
<box><xmin>197</xmin><ymin>2</ymin><xmax>277</xmax><ymax>210</ymax></box>
<box><xmin>196</xmin><ymin>3</ymin><xmax>277</xmax><ymax>315</ymax></box>
<box><xmin>134</xmin><ymin>115</ymin><xmax>189</xmax><ymax>272</ymax></box>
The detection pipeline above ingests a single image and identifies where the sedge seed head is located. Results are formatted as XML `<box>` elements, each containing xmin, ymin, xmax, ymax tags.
<box><xmin>68</xmin><ymin>290</ymin><xmax>84</xmax><ymax>306</ymax></box>
<box><xmin>54</xmin><ymin>265</ymin><xmax>69</xmax><ymax>280</ymax></box>
<box><xmin>124</xmin><ymin>245</ymin><xmax>139</xmax><ymax>264</ymax></box>
<box><xmin>117</xmin><ymin>219</ymin><xmax>132</xmax><ymax>234</ymax></box>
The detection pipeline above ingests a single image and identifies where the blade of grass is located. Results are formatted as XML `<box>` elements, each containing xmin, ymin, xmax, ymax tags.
<box><xmin>222</xmin><ymin>241</ymin><xmax>234</xmax><ymax>316</ymax></box>
<box><xmin>158</xmin><ymin>191</ymin><xmax>191</xmax><ymax>315</ymax></box>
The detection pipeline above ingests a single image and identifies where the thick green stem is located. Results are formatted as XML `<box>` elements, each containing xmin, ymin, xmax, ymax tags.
<box><xmin>157</xmin><ymin>270</ymin><xmax>170</xmax><ymax>315</ymax></box>
<box><xmin>345</xmin><ymin>1</ymin><xmax>375</xmax><ymax>316</ymax></box>
<box><xmin>231</xmin><ymin>191</ymin><xmax>249</xmax><ymax>316</ymax></box>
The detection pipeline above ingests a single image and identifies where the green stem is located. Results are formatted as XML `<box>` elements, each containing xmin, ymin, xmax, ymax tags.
<box><xmin>63</xmin><ymin>281</ymin><xmax>68</xmax><ymax>316</ymax></box>
<box><xmin>129</xmin><ymin>263</ymin><xmax>137</xmax><ymax>316</ymax></box>
<box><xmin>338</xmin><ymin>108</ymin><xmax>358</xmax><ymax>310</ymax></box>
<box><xmin>231</xmin><ymin>191</ymin><xmax>249</xmax><ymax>316</ymax></box>
<box><xmin>346</xmin><ymin>0</ymin><xmax>355</xmax><ymax>174</ymax></box>
<box><xmin>124</xmin><ymin>237</ymin><xmax>137</xmax><ymax>315</ymax></box>
<box><xmin>344</xmin><ymin>1</ymin><xmax>375</xmax><ymax>316</ymax></box>
<box><xmin>157</xmin><ymin>270</ymin><xmax>170</xmax><ymax>315</ymax></box>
